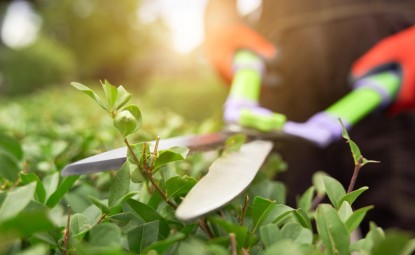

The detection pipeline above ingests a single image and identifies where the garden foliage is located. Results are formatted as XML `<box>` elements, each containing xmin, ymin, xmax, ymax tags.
<box><xmin>0</xmin><ymin>82</ymin><xmax>414</xmax><ymax>255</ymax></box>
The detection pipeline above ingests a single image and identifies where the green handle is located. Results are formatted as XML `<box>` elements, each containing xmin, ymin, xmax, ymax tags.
<box><xmin>229</xmin><ymin>50</ymin><xmax>263</xmax><ymax>101</ymax></box>
<box><xmin>325</xmin><ymin>71</ymin><xmax>400</xmax><ymax>125</ymax></box>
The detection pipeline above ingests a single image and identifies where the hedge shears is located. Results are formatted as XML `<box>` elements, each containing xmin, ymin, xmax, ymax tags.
<box><xmin>62</xmin><ymin>50</ymin><xmax>400</xmax><ymax>222</ymax></box>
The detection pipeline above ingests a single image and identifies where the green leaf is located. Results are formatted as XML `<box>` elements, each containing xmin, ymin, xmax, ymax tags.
<box><xmin>338</xmin><ymin>186</ymin><xmax>368</xmax><ymax>208</ymax></box>
<box><xmin>293</xmin><ymin>208</ymin><xmax>312</xmax><ymax>230</ymax></box>
<box><xmin>0</xmin><ymin>152</ymin><xmax>20</xmax><ymax>182</ymax></box>
<box><xmin>122</xmin><ymin>105</ymin><xmax>142</xmax><ymax>130</ymax></box>
<box><xmin>165</xmin><ymin>175</ymin><xmax>197</xmax><ymax>200</ymax></box>
<box><xmin>281</xmin><ymin>222</ymin><xmax>313</xmax><ymax>245</ymax></box>
<box><xmin>224</xmin><ymin>134</ymin><xmax>246</xmax><ymax>153</ymax></box>
<box><xmin>113</xmin><ymin>110</ymin><xmax>138</xmax><ymax>137</ymax></box>
<box><xmin>0</xmin><ymin>183</ymin><xmax>36</xmax><ymax>222</ymax></box>
<box><xmin>130</xmin><ymin>164</ymin><xmax>145</xmax><ymax>183</ymax></box>
<box><xmin>71</xmin><ymin>82</ymin><xmax>107</xmax><ymax>111</ymax></box>
<box><xmin>208</xmin><ymin>217</ymin><xmax>249</xmax><ymax>248</ymax></box>
<box><xmin>0</xmin><ymin>209</ymin><xmax>55</xmax><ymax>237</ymax></box>
<box><xmin>20</xmin><ymin>172</ymin><xmax>47</xmax><ymax>203</ymax></box>
<box><xmin>70</xmin><ymin>213</ymin><xmax>91</xmax><ymax>239</ymax></box>
<box><xmin>345</xmin><ymin>206</ymin><xmax>373</xmax><ymax>234</ymax></box>
<box><xmin>372</xmin><ymin>231</ymin><xmax>414</xmax><ymax>255</ymax></box>
<box><xmin>323</xmin><ymin>176</ymin><xmax>346</xmax><ymax>209</ymax></box>
<box><xmin>89</xmin><ymin>223</ymin><xmax>123</xmax><ymax>248</ymax></box>
<box><xmin>315</xmin><ymin>204</ymin><xmax>349</xmax><ymax>255</ymax></box>
<box><xmin>260</xmin><ymin>224</ymin><xmax>282</xmax><ymax>248</ymax></box>
<box><xmin>127</xmin><ymin>221</ymin><xmax>159</xmax><ymax>253</ymax></box>
<box><xmin>142</xmin><ymin>232</ymin><xmax>186</xmax><ymax>254</ymax></box>
<box><xmin>89</xmin><ymin>196</ymin><xmax>110</xmax><ymax>214</ymax></box>
<box><xmin>108</xmin><ymin>162</ymin><xmax>130</xmax><ymax>208</ymax></box>
<box><xmin>114</xmin><ymin>85</ymin><xmax>132</xmax><ymax>110</ymax></box>
<box><xmin>15</xmin><ymin>244</ymin><xmax>49</xmax><ymax>255</ymax></box>
<box><xmin>0</xmin><ymin>133</ymin><xmax>23</xmax><ymax>161</ymax></box>
<box><xmin>43</xmin><ymin>172</ymin><xmax>59</xmax><ymax>201</ymax></box>
<box><xmin>340</xmin><ymin>119</ymin><xmax>362</xmax><ymax>164</ymax></box>
<box><xmin>252</xmin><ymin>197</ymin><xmax>276</xmax><ymax>232</ymax></box>
<box><xmin>338</xmin><ymin>201</ymin><xmax>353</xmax><ymax>222</ymax></box>
<box><xmin>249</xmin><ymin>179</ymin><xmax>286</xmax><ymax>204</ymax></box>
<box><xmin>263</xmin><ymin>240</ymin><xmax>303</xmax><ymax>255</ymax></box>
<box><xmin>297</xmin><ymin>187</ymin><xmax>315</xmax><ymax>212</ymax></box>
<box><xmin>46</xmin><ymin>176</ymin><xmax>79</xmax><ymax>208</ymax></box>
<box><xmin>154</xmin><ymin>146</ymin><xmax>189</xmax><ymax>170</ymax></box>
<box><xmin>124</xmin><ymin>199</ymin><xmax>170</xmax><ymax>239</ymax></box>
<box><xmin>101</xmin><ymin>80</ymin><xmax>119</xmax><ymax>111</ymax></box>
<box><xmin>312</xmin><ymin>171</ymin><xmax>328</xmax><ymax>196</ymax></box>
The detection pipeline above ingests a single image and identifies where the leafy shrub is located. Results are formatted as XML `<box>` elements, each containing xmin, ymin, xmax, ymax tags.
<box><xmin>0</xmin><ymin>81</ymin><xmax>414</xmax><ymax>255</ymax></box>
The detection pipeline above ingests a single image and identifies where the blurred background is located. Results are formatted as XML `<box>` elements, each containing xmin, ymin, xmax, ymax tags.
<box><xmin>0</xmin><ymin>0</ymin><xmax>260</xmax><ymax>122</ymax></box>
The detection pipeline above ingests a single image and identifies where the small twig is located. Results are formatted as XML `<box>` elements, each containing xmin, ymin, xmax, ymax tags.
<box><xmin>198</xmin><ymin>218</ymin><xmax>214</xmax><ymax>239</ymax></box>
<box><xmin>239</xmin><ymin>194</ymin><xmax>249</xmax><ymax>225</ymax></box>
<box><xmin>311</xmin><ymin>194</ymin><xmax>326</xmax><ymax>210</ymax></box>
<box><xmin>242</xmin><ymin>248</ymin><xmax>250</xmax><ymax>255</ymax></box>
<box><xmin>124</xmin><ymin>138</ymin><xmax>176</xmax><ymax>209</ymax></box>
<box><xmin>64</xmin><ymin>206</ymin><xmax>71</xmax><ymax>255</ymax></box>
<box><xmin>96</xmin><ymin>213</ymin><xmax>107</xmax><ymax>225</ymax></box>
<box><xmin>230</xmin><ymin>233</ymin><xmax>237</xmax><ymax>255</ymax></box>
<box><xmin>0</xmin><ymin>180</ymin><xmax>9</xmax><ymax>190</ymax></box>
<box><xmin>347</xmin><ymin>156</ymin><xmax>363</xmax><ymax>193</ymax></box>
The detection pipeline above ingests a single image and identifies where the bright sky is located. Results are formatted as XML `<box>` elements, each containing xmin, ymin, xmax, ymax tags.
<box><xmin>1</xmin><ymin>0</ymin><xmax>261</xmax><ymax>52</ymax></box>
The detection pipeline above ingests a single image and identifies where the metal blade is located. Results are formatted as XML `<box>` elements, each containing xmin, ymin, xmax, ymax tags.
<box><xmin>175</xmin><ymin>140</ymin><xmax>273</xmax><ymax>222</ymax></box>
<box><xmin>61</xmin><ymin>132</ymin><xmax>229</xmax><ymax>176</ymax></box>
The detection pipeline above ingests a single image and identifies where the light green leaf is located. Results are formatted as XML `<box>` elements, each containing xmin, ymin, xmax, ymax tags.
<box><xmin>154</xmin><ymin>146</ymin><xmax>189</xmax><ymax>170</ymax></box>
<box><xmin>165</xmin><ymin>175</ymin><xmax>197</xmax><ymax>200</ymax></box>
<box><xmin>260</xmin><ymin>224</ymin><xmax>282</xmax><ymax>248</ymax></box>
<box><xmin>43</xmin><ymin>172</ymin><xmax>59</xmax><ymax>201</ymax></box>
<box><xmin>89</xmin><ymin>223</ymin><xmax>123</xmax><ymax>248</ymax></box>
<box><xmin>323</xmin><ymin>176</ymin><xmax>346</xmax><ymax>209</ymax></box>
<box><xmin>249</xmin><ymin>179</ymin><xmax>286</xmax><ymax>204</ymax></box>
<box><xmin>108</xmin><ymin>162</ymin><xmax>130</xmax><ymax>208</ymax></box>
<box><xmin>89</xmin><ymin>196</ymin><xmax>110</xmax><ymax>214</ymax></box>
<box><xmin>143</xmin><ymin>232</ymin><xmax>185</xmax><ymax>254</ymax></box>
<box><xmin>15</xmin><ymin>244</ymin><xmax>49</xmax><ymax>255</ymax></box>
<box><xmin>338</xmin><ymin>201</ymin><xmax>353</xmax><ymax>222</ymax></box>
<box><xmin>46</xmin><ymin>175</ymin><xmax>79</xmax><ymax>208</ymax></box>
<box><xmin>252</xmin><ymin>196</ymin><xmax>276</xmax><ymax>232</ymax></box>
<box><xmin>339</xmin><ymin>119</ymin><xmax>362</xmax><ymax>164</ymax></box>
<box><xmin>0</xmin><ymin>183</ymin><xmax>36</xmax><ymax>222</ymax></box>
<box><xmin>70</xmin><ymin>213</ymin><xmax>91</xmax><ymax>239</ymax></box>
<box><xmin>114</xmin><ymin>85</ymin><xmax>132</xmax><ymax>110</ymax></box>
<box><xmin>297</xmin><ymin>187</ymin><xmax>315</xmax><ymax>212</ymax></box>
<box><xmin>312</xmin><ymin>171</ymin><xmax>328</xmax><ymax>196</ymax></box>
<box><xmin>20</xmin><ymin>172</ymin><xmax>46</xmax><ymax>203</ymax></box>
<box><xmin>0</xmin><ymin>209</ymin><xmax>55</xmax><ymax>237</ymax></box>
<box><xmin>263</xmin><ymin>239</ymin><xmax>303</xmax><ymax>255</ymax></box>
<box><xmin>224</xmin><ymin>134</ymin><xmax>246</xmax><ymax>153</ymax></box>
<box><xmin>345</xmin><ymin>206</ymin><xmax>373</xmax><ymax>234</ymax></box>
<box><xmin>101</xmin><ymin>80</ymin><xmax>119</xmax><ymax>111</ymax></box>
<box><xmin>293</xmin><ymin>208</ymin><xmax>312</xmax><ymax>230</ymax></box>
<box><xmin>122</xmin><ymin>105</ymin><xmax>142</xmax><ymax>130</ymax></box>
<box><xmin>113</xmin><ymin>110</ymin><xmax>138</xmax><ymax>137</ymax></box>
<box><xmin>338</xmin><ymin>186</ymin><xmax>368</xmax><ymax>207</ymax></box>
<box><xmin>71</xmin><ymin>82</ymin><xmax>107</xmax><ymax>111</ymax></box>
<box><xmin>372</xmin><ymin>231</ymin><xmax>414</xmax><ymax>255</ymax></box>
<box><xmin>315</xmin><ymin>204</ymin><xmax>349</xmax><ymax>255</ymax></box>
<box><xmin>281</xmin><ymin>222</ymin><xmax>313</xmax><ymax>244</ymax></box>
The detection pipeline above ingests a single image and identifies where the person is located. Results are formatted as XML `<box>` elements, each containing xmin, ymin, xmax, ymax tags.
<box><xmin>204</xmin><ymin>0</ymin><xmax>415</xmax><ymax>234</ymax></box>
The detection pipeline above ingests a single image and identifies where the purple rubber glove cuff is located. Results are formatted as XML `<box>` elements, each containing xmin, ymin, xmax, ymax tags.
<box><xmin>224</xmin><ymin>96</ymin><xmax>273</xmax><ymax>124</ymax></box>
<box><xmin>283</xmin><ymin>112</ymin><xmax>350</xmax><ymax>147</ymax></box>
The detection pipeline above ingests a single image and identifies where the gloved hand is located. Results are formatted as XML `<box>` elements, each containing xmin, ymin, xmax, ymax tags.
<box><xmin>352</xmin><ymin>25</ymin><xmax>415</xmax><ymax>113</ymax></box>
<box><xmin>205</xmin><ymin>23</ymin><xmax>276</xmax><ymax>83</ymax></box>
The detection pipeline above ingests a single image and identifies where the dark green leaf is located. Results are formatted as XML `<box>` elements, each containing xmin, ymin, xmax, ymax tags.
<box><xmin>208</xmin><ymin>217</ymin><xmax>249</xmax><ymax>248</ymax></box>
<box><xmin>293</xmin><ymin>208</ymin><xmax>312</xmax><ymax>230</ymax></box>
<box><xmin>127</xmin><ymin>221</ymin><xmax>159</xmax><ymax>253</ymax></box>
<box><xmin>252</xmin><ymin>197</ymin><xmax>276</xmax><ymax>232</ymax></box>
<box><xmin>143</xmin><ymin>232</ymin><xmax>185</xmax><ymax>254</ymax></box>
<box><xmin>0</xmin><ymin>209</ymin><xmax>55</xmax><ymax>237</ymax></box>
<box><xmin>0</xmin><ymin>183</ymin><xmax>36</xmax><ymax>222</ymax></box>
<box><xmin>323</xmin><ymin>176</ymin><xmax>346</xmax><ymax>209</ymax></box>
<box><xmin>338</xmin><ymin>186</ymin><xmax>368</xmax><ymax>208</ymax></box>
<box><xmin>165</xmin><ymin>175</ymin><xmax>197</xmax><ymax>200</ymax></box>
<box><xmin>315</xmin><ymin>204</ymin><xmax>349</xmax><ymax>255</ymax></box>
<box><xmin>46</xmin><ymin>176</ymin><xmax>79</xmax><ymax>208</ymax></box>
<box><xmin>249</xmin><ymin>179</ymin><xmax>286</xmax><ymax>205</ymax></box>
<box><xmin>0</xmin><ymin>133</ymin><xmax>23</xmax><ymax>161</ymax></box>
<box><xmin>108</xmin><ymin>162</ymin><xmax>130</xmax><ymax>208</ymax></box>
<box><xmin>372</xmin><ymin>231</ymin><xmax>414</xmax><ymax>255</ymax></box>
<box><xmin>89</xmin><ymin>223</ymin><xmax>123</xmax><ymax>248</ymax></box>
<box><xmin>154</xmin><ymin>146</ymin><xmax>189</xmax><ymax>170</ymax></box>
<box><xmin>0</xmin><ymin>152</ymin><xmax>20</xmax><ymax>182</ymax></box>
<box><xmin>345</xmin><ymin>206</ymin><xmax>373</xmax><ymax>234</ymax></box>
<box><xmin>89</xmin><ymin>196</ymin><xmax>110</xmax><ymax>214</ymax></box>
<box><xmin>124</xmin><ymin>199</ymin><xmax>170</xmax><ymax>239</ymax></box>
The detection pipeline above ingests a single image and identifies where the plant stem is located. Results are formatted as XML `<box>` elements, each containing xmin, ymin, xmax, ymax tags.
<box><xmin>96</xmin><ymin>213</ymin><xmax>107</xmax><ymax>225</ymax></box>
<box><xmin>347</xmin><ymin>156</ymin><xmax>363</xmax><ymax>193</ymax></box>
<box><xmin>64</xmin><ymin>206</ymin><xmax>71</xmax><ymax>255</ymax></box>
<box><xmin>198</xmin><ymin>218</ymin><xmax>214</xmax><ymax>239</ymax></box>
<box><xmin>230</xmin><ymin>233</ymin><xmax>237</xmax><ymax>255</ymax></box>
<box><xmin>239</xmin><ymin>194</ymin><xmax>249</xmax><ymax>225</ymax></box>
<box><xmin>311</xmin><ymin>194</ymin><xmax>325</xmax><ymax>210</ymax></box>
<box><xmin>124</xmin><ymin>138</ymin><xmax>177</xmax><ymax>209</ymax></box>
